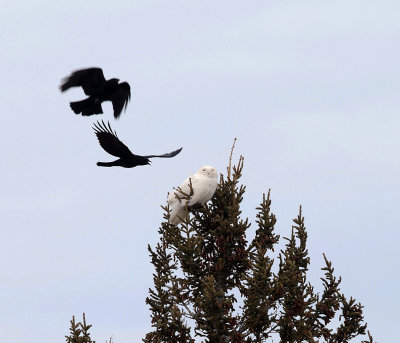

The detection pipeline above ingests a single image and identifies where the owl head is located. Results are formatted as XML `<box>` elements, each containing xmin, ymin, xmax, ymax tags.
<box><xmin>197</xmin><ymin>165</ymin><xmax>218</xmax><ymax>179</ymax></box>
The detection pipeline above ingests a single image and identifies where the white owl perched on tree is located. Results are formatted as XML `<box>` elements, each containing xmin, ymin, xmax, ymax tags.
<box><xmin>168</xmin><ymin>166</ymin><xmax>218</xmax><ymax>225</ymax></box>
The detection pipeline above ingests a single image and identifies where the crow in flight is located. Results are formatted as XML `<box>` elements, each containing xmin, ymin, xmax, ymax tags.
<box><xmin>60</xmin><ymin>67</ymin><xmax>131</xmax><ymax>119</ymax></box>
<box><xmin>93</xmin><ymin>121</ymin><xmax>182</xmax><ymax>168</ymax></box>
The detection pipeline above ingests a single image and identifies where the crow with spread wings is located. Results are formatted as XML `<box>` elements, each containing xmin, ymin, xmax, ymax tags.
<box><xmin>60</xmin><ymin>67</ymin><xmax>131</xmax><ymax>119</ymax></box>
<box><xmin>93</xmin><ymin>121</ymin><xmax>182</xmax><ymax>168</ymax></box>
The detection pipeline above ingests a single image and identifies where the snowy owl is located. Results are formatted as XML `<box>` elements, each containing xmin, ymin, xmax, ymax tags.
<box><xmin>168</xmin><ymin>166</ymin><xmax>218</xmax><ymax>225</ymax></box>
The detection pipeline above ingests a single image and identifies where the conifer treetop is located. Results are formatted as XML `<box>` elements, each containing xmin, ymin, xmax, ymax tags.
<box><xmin>144</xmin><ymin>144</ymin><xmax>374</xmax><ymax>343</ymax></box>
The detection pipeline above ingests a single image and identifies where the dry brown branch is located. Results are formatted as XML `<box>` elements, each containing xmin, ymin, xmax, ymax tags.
<box><xmin>227</xmin><ymin>137</ymin><xmax>237</xmax><ymax>180</ymax></box>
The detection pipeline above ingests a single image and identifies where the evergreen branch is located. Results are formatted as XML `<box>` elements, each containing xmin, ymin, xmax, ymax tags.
<box><xmin>65</xmin><ymin>313</ymin><xmax>95</xmax><ymax>343</ymax></box>
<box><xmin>361</xmin><ymin>331</ymin><xmax>376</xmax><ymax>343</ymax></box>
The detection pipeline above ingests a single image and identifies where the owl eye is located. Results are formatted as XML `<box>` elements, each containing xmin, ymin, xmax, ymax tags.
<box><xmin>203</xmin><ymin>169</ymin><xmax>206</xmax><ymax>171</ymax></box>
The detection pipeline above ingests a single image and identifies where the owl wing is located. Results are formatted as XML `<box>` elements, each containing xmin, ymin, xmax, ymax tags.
<box><xmin>167</xmin><ymin>174</ymin><xmax>195</xmax><ymax>225</ymax></box>
<box><xmin>187</xmin><ymin>175</ymin><xmax>210</xmax><ymax>206</ymax></box>
<box><xmin>168</xmin><ymin>174</ymin><xmax>198</xmax><ymax>203</ymax></box>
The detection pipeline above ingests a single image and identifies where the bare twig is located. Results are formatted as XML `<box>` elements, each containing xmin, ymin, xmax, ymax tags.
<box><xmin>227</xmin><ymin>137</ymin><xmax>237</xmax><ymax>180</ymax></box>
<box><xmin>173</xmin><ymin>178</ymin><xmax>194</xmax><ymax>202</ymax></box>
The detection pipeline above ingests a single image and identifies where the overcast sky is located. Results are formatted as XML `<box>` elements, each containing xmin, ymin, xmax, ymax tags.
<box><xmin>1</xmin><ymin>1</ymin><xmax>399</xmax><ymax>342</ymax></box>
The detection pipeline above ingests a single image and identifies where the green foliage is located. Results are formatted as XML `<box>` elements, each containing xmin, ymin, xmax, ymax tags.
<box><xmin>241</xmin><ymin>191</ymin><xmax>280</xmax><ymax>342</ymax></box>
<box><xmin>144</xmin><ymin>156</ymin><xmax>374</xmax><ymax>343</ymax></box>
<box><xmin>65</xmin><ymin>313</ymin><xmax>95</xmax><ymax>343</ymax></box>
<box><xmin>143</xmin><ymin>238</ymin><xmax>193</xmax><ymax>343</ymax></box>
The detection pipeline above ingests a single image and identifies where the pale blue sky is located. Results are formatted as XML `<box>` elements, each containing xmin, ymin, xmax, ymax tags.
<box><xmin>1</xmin><ymin>1</ymin><xmax>399</xmax><ymax>341</ymax></box>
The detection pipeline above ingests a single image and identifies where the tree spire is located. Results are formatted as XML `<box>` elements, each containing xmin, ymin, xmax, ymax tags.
<box><xmin>144</xmin><ymin>152</ymin><xmax>374</xmax><ymax>342</ymax></box>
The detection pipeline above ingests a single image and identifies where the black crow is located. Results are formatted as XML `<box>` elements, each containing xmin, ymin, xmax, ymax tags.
<box><xmin>93</xmin><ymin>121</ymin><xmax>182</xmax><ymax>168</ymax></box>
<box><xmin>60</xmin><ymin>67</ymin><xmax>131</xmax><ymax>119</ymax></box>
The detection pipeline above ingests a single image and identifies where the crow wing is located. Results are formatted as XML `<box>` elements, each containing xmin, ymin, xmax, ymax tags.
<box><xmin>60</xmin><ymin>68</ymin><xmax>106</xmax><ymax>95</ymax></box>
<box><xmin>93</xmin><ymin>121</ymin><xmax>133</xmax><ymax>158</ymax></box>
<box><xmin>110</xmin><ymin>82</ymin><xmax>131</xmax><ymax>119</ymax></box>
<box><xmin>143</xmin><ymin>147</ymin><xmax>183</xmax><ymax>159</ymax></box>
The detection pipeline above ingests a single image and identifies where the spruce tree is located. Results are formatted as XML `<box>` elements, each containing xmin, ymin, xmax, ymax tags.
<box><xmin>65</xmin><ymin>314</ymin><xmax>115</xmax><ymax>343</ymax></box>
<box><xmin>65</xmin><ymin>313</ymin><xmax>95</xmax><ymax>343</ymax></box>
<box><xmin>144</xmin><ymin>151</ymin><xmax>375</xmax><ymax>343</ymax></box>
